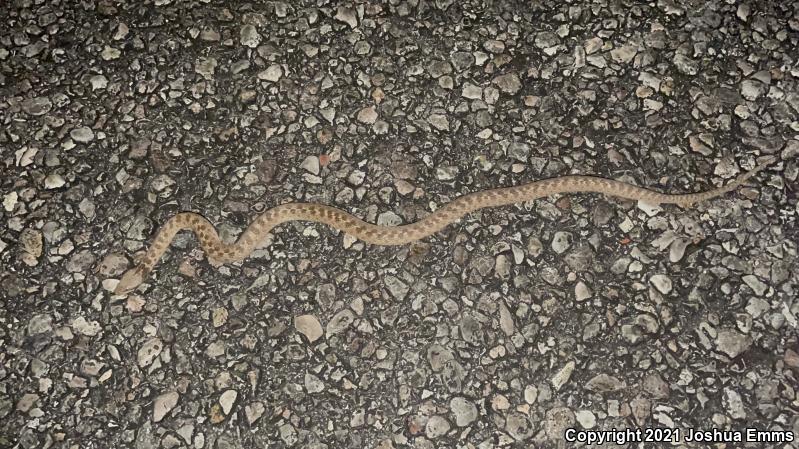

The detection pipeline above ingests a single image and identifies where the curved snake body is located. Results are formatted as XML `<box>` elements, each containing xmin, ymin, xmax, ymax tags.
<box><xmin>114</xmin><ymin>157</ymin><xmax>776</xmax><ymax>295</ymax></box>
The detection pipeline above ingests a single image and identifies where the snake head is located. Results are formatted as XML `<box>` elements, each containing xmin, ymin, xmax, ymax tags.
<box><xmin>114</xmin><ymin>265</ymin><xmax>147</xmax><ymax>295</ymax></box>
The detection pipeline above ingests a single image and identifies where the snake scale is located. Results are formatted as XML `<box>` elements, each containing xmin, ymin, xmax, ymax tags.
<box><xmin>114</xmin><ymin>156</ymin><xmax>776</xmax><ymax>295</ymax></box>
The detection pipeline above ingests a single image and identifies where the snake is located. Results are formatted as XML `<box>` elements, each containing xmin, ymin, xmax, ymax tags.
<box><xmin>113</xmin><ymin>156</ymin><xmax>777</xmax><ymax>295</ymax></box>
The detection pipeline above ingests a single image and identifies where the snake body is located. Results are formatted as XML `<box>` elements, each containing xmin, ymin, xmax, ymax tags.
<box><xmin>114</xmin><ymin>157</ymin><xmax>776</xmax><ymax>295</ymax></box>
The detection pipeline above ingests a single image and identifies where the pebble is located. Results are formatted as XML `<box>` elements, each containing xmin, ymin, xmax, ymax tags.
<box><xmin>90</xmin><ymin>75</ymin><xmax>108</xmax><ymax>90</ymax></box>
<box><xmin>450</xmin><ymin>397</ymin><xmax>478</xmax><ymax>426</ymax></box>
<box><xmin>240</xmin><ymin>24</ymin><xmax>260</xmax><ymax>48</ymax></box>
<box><xmin>649</xmin><ymin>274</ymin><xmax>672</xmax><ymax>294</ymax></box>
<box><xmin>44</xmin><ymin>174</ymin><xmax>65</xmax><ymax>189</ymax></box>
<box><xmin>551</xmin><ymin>361</ymin><xmax>575</xmax><ymax>391</ymax></box>
<box><xmin>357</xmin><ymin>106</ymin><xmax>378</xmax><ymax>124</ymax></box>
<box><xmin>153</xmin><ymin>391</ymin><xmax>179</xmax><ymax>422</ymax></box>
<box><xmin>427</xmin><ymin>114</ymin><xmax>449</xmax><ymax>131</ymax></box>
<box><xmin>551</xmin><ymin>231</ymin><xmax>572</xmax><ymax>254</ymax></box>
<box><xmin>258</xmin><ymin>64</ymin><xmax>282</xmax><ymax>82</ymax></box>
<box><xmin>492</xmin><ymin>73</ymin><xmax>522</xmax><ymax>94</ymax></box>
<box><xmin>21</xmin><ymin>97</ymin><xmax>51</xmax><ymax>115</ymax></box>
<box><xmin>219</xmin><ymin>390</ymin><xmax>237</xmax><ymax>415</ymax></box>
<box><xmin>245</xmin><ymin>402</ymin><xmax>266</xmax><ymax>424</ymax></box>
<box><xmin>334</xmin><ymin>6</ymin><xmax>358</xmax><ymax>28</ymax></box>
<box><xmin>300</xmin><ymin>156</ymin><xmax>320</xmax><ymax>175</ymax></box>
<box><xmin>715</xmin><ymin>329</ymin><xmax>752</xmax><ymax>358</ymax></box>
<box><xmin>326</xmin><ymin>309</ymin><xmax>355</xmax><ymax>336</ymax></box>
<box><xmin>575</xmin><ymin>281</ymin><xmax>592</xmax><ymax>301</ymax></box>
<box><xmin>425</xmin><ymin>415</ymin><xmax>450</xmax><ymax>439</ymax></box>
<box><xmin>137</xmin><ymin>338</ymin><xmax>163</xmax><ymax>367</ymax></box>
<box><xmin>462</xmin><ymin>83</ymin><xmax>482</xmax><ymax>99</ymax></box>
<box><xmin>294</xmin><ymin>315</ymin><xmax>323</xmax><ymax>343</ymax></box>
<box><xmin>575</xmin><ymin>410</ymin><xmax>596</xmax><ymax>428</ymax></box>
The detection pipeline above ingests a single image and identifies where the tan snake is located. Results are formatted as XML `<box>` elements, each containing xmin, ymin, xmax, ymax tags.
<box><xmin>114</xmin><ymin>156</ymin><xmax>777</xmax><ymax>295</ymax></box>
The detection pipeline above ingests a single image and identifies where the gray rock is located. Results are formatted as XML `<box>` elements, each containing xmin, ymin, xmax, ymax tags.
<box><xmin>153</xmin><ymin>391</ymin><xmax>179</xmax><ymax>422</ymax></box>
<box><xmin>425</xmin><ymin>416</ymin><xmax>450</xmax><ymax>438</ymax></box>
<box><xmin>326</xmin><ymin>309</ymin><xmax>355</xmax><ymax>336</ymax></box>
<box><xmin>240</xmin><ymin>24</ymin><xmax>260</xmax><ymax>48</ymax></box>
<box><xmin>70</xmin><ymin>127</ymin><xmax>95</xmax><ymax>143</ymax></box>
<box><xmin>492</xmin><ymin>73</ymin><xmax>521</xmax><ymax>94</ymax></box>
<box><xmin>450</xmin><ymin>397</ymin><xmax>478</xmax><ymax>426</ymax></box>
<box><xmin>715</xmin><ymin>329</ymin><xmax>752</xmax><ymax>358</ymax></box>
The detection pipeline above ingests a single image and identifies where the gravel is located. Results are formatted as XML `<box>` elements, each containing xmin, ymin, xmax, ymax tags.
<box><xmin>1</xmin><ymin>1</ymin><xmax>796</xmax><ymax>447</ymax></box>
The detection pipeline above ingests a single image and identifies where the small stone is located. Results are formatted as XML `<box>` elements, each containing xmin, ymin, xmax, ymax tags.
<box><xmin>575</xmin><ymin>281</ymin><xmax>592</xmax><ymax>302</ymax></box>
<box><xmin>326</xmin><ymin>309</ymin><xmax>355</xmax><ymax>336</ymax></box>
<box><xmin>279</xmin><ymin>423</ymin><xmax>298</xmax><ymax>445</ymax></box>
<box><xmin>715</xmin><ymin>329</ymin><xmax>752</xmax><ymax>358</ymax></box>
<box><xmin>153</xmin><ymin>391</ymin><xmax>179</xmax><ymax>422</ymax></box>
<box><xmin>584</xmin><ymin>37</ymin><xmax>603</xmax><ymax>54</ymax></box>
<box><xmin>3</xmin><ymin>192</ymin><xmax>17</xmax><ymax>212</ymax></box>
<box><xmin>649</xmin><ymin>274</ymin><xmax>672</xmax><ymax>294</ymax></box>
<box><xmin>70</xmin><ymin>126</ymin><xmax>95</xmax><ymax>143</ymax></box>
<box><xmin>300</xmin><ymin>156</ymin><xmax>320</xmax><ymax>175</ymax></box>
<box><xmin>784</xmin><ymin>349</ymin><xmax>799</xmax><ymax>368</ymax></box>
<box><xmin>357</xmin><ymin>106</ymin><xmax>378</xmax><ymax>124</ymax></box>
<box><xmin>622</xmin><ymin>324</ymin><xmax>644</xmax><ymax>344</ymax></box>
<box><xmin>428</xmin><ymin>114</ymin><xmax>449</xmax><ymax>131</ymax></box>
<box><xmin>450</xmin><ymin>397</ymin><xmax>478</xmax><ymax>426</ymax></box>
<box><xmin>491</xmin><ymin>394</ymin><xmax>510</xmax><ymax>411</ymax></box>
<box><xmin>90</xmin><ymin>75</ymin><xmax>108</xmax><ymax>90</ymax></box>
<box><xmin>377</xmin><ymin>211</ymin><xmax>402</xmax><ymax>226</ymax></box>
<box><xmin>304</xmin><ymin>373</ymin><xmax>325</xmax><ymax>393</ymax></box>
<box><xmin>21</xmin><ymin>97</ymin><xmax>51</xmax><ymax>115</ymax></box>
<box><xmin>551</xmin><ymin>361</ymin><xmax>575</xmax><ymax>391</ymax></box>
<box><xmin>384</xmin><ymin>275</ymin><xmax>409</xmax><ymax>300</ymax></box>
<box><xmin>245</xmin><ymin>402</ymin><xmax>266</xmax><ymax>424</ymax></box>
<box><xmin>212</xmin><ymin>307</ymin><xmax>228</xmax><ymax>328</ymax></box>
<box><xmin>219</xmin><ymin>390</ymin><xmax>237</xmax><ymax>415</ymax></box>
<box><xmin>527</xmin><ymin>236</ymin><xmax>543</xmax><ymax>258</ymax></box>
<box><xmin>425</xmin><ymin>415</ymin><xmax>450</xmax><ymax>439</ymax></box>
<box><xmin>724</xmin><ymin>388</ymin><xmax>747</xmax><ymax>420</ymax></box>
<box><xmin>71</xmin><ymin>316</ymin><xmax>102</xmax><ymax>337</ymax></box>
<box><xmin>740</xmin><ymin>80</ymin><xmax>764</xmax><ymax>100</ymax></box>
<box><xmin>524</xmin><ymin>385</ymin><xmax>538</xmax><ymax>404</ymax></box>
<box><xmin>28</xmin><ymin>314</ymin><xmax>53</xmax><ymax>335</ymax></box>
<box><xmin>499</xmin><ymin>301</ymin><xmax>514</xmax><ymax>335</ymax></box>
<box><xmin>551</xmin><ymin>232</ymin><xmax>572</xmax><ymax>254</ymax></box>
<box><xmin>137</xmin><ymin>338</ymin><xmax>163</xmax><ymax>367</ymax></box>
<box><xmin>508</xmin><ymin>142</ymin><xmax>530</xmax><ymax>162</ymax></box>
<box><xmin>575</xmin><ymin>410</ymin><xmax>596</xmax><ymax>428</ymax></box>
<box><xmin>195</xmin><ymin>57</ymin><xmax>218</xmax><ymax>80</ymax></box>
<box><xmin>44</xmin><ymin>173</ymin><xmax>66</xmax><ymax>190</ymax></box>
<box><xmin>737</xmin><ymin>4</ymin><xmax>750</xmax><ymax>21</ymax></box>
<box><xmin>673</xmin><ymin>53</ymin><xmax>698</xmax><ymax>75</ymax></box>
<box><xmin>244</xmin><ymin>401</ymin><xmax>266</xmax><ymax>424</ymax></box>
<box><xmin>101</xmin><ymin>45</ymin><xmax>121</xmax><ymax>60</ymax></box>
<box><xmin>18</xmin><ymin>229</ymin><xmax>43</xmax><ymax>266</ymax></box>
<box><xmin>492</xmin><ymin>73</ymin><xmax>521</xmax><ymax>94</ymax></box>
<box><xmin>258</xmin><ymin>64</ymin><xmax>282</xmax><ymax>82</ymax></box>
<box><xmin>16</xmin><ymin>394</ymin><xmax>39</xmax><ymax>413</ymax></box>
<box><xmin>506</xmin><ymin>412</ymin><xmax>535</xmax><ymax>440</ymax></box>
<box><xmin>585</xmin><ymin>374</ymin><xmax>626</xmax><ymax>392</ymax></box>
<box><xmin>334</xmin><ymin>6</ymin><xmax>358</xmax><ymax>28</ymax></box>
<box><xmin>462</xmin><ymin>83</ymin><xmax>482</xmax><ymax>99</ymax></box>
<box><xmin>610</xmin><ymin>45</ymin><xmax>637</xmax><ymax>63</ymax></box>
<box><xmin>742</xmin><ymin>275</ymin><xmax>768</xmax><ymax>296</ymax></box>
<box><xmin>240</xmin><ymin>24</ymin><xmax>260</xmax><ymax>48</ymax></box>
<box><xmin>295</xmin><ymin>315</ymin><xmax>323</xmax><ymax>342</ymax></box>
<box><xmin>544</xmin><ymin>407</ymin><xmax>575</xmax><ymax>442</ymax></box>
<box><xmin>483</xmin><ymin>39</ymin><xmax>505</xmax><ymax>53</ymax></box>
<box><xmin>113</xmin><ymin>22</ymin><xmax>129</xmax><ymax>40</ymax></box>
